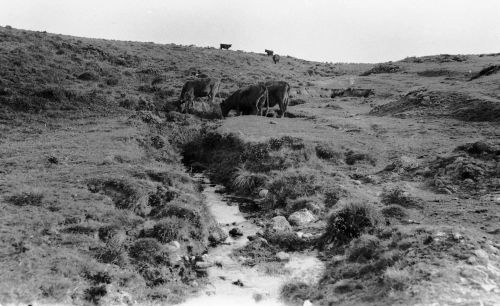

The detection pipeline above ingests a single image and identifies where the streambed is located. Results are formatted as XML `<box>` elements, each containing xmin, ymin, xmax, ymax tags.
<box><xmin>182</xmin><ymin>175</ymin><xmax>324</xmax><ymax>306</ymax></box>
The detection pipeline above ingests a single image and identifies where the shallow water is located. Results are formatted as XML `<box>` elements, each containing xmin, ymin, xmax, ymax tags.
<box><xmin>182</xmin><ymin>175</ymin><xmax>324</xmax><ymax>306</ymax></box>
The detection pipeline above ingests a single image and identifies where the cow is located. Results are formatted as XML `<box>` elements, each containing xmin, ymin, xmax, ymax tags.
<box><xmin>178</xmin><ymin>78</ymin><xmax>220</xmax><ymax>113</ymax></box>
<box><xmin>265</xmin><ymin>49</ymin><xmax>274</xmax><ymax>56</ymax></box>
<box><xmin>220</xmin><ymin>44</ymin><xmax>232</xmax><ymax>50</ymax></box>
<box><xmin>272</xmin><ymin>54</ymin><xmax>280</xmax><ymax>64</ymax></box>
<box><xmin>264</xmin><ymin>81</ymin><xmax>290</xmax><ymax>118</ymax></box>
<box><xmin>220</xmin><ymin>84</ymin><xmax>269</xmax><ymax>117</ymax></box>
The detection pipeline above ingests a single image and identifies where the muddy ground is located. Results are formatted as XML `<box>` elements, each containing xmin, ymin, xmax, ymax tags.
<box><xmin>0</xmin><ymin>26</ymin><xmax>499</xmax><ymax>305</ymax></box>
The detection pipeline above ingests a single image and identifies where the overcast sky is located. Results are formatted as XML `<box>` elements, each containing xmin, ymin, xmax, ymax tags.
<box><xmin>1</xmin><ymin>0</ymin><xmax>499</xmax><ymax>63</ymax></box>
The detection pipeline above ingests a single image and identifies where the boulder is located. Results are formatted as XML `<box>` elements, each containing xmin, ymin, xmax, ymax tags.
<box><xmin>288</xmin><ymin>209</ymin><xmax>315</xmax><ymax>226</ymax></box>
<box><xmin>276</xmin><ymin>251</ymin><xmax>290</xmax><ymax>261</ymax></box>
<box><xmin>229</xmin><ymin>227</ymin><xmax>243</xmax><ymax>237</ymax></box>
<box><xmin>269</xmin><ymin>216</ymin><xmax>292</xmax><ymax>232</ymax></box>
<box><xmin>209</xmin><ymin>226</ymin><xmax>228</xmax><ymax>245</ymax></box>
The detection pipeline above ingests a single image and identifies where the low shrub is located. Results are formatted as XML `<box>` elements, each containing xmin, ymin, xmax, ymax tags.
<box><xmin>346</xmin><ymin>234</ymin><xmax>381</xmax><ymax>262</ymax></box>
<box><xmin>6</xmin><ymin>191</ymin><xmax>44</xmax><ymax>206</ymax></box>
<box><xmin>280</xmin><ymin>282</ymin><xmax>313</xmax><ymax>305</ymax></box>
<box><xmin>320</xmin><ymin>201</ymin><xmax>381</xmax><ymax>247</ymax></box>
<box><xmin>128</xmin><ymin>238</ymin><xmax>168</xmax><ymax>265</ymax></box>
<box><xmin>381</xmin><ymin>184</ymin><xmax>423</xmax><ymax>208</ymax></box>
<box><xmin>150</xmin><ymin>217</ymin><xmax>186</xmax><ymax>243</ymax></box>
<box><xmin>380</xmin><ymin>204</ymin><xmax>409</xmax><ymax>219</ymax></box>
<box><xmin>315</xmin><ymin>144</ymin><xmax>343</xmax><ymax>161</ymax></box>
<box><xmin>323</xmin><ymin>185</ymin><xmax>349</xmax><ymax>208</ymax></box>
<box><xmin>345</xmin><ymin>151</ymin><xmax>377</xmax><ymax>166</ymax></box>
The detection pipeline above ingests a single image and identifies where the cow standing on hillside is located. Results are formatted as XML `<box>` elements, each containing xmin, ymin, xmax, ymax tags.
<box><xmin>272</xmin><ymin>54</ymin><xmax>280</xmax><ymax>64</ymax></box>
<box><xmin>264</xmin><ymin>81</ymin><xmax>290</xmax><ymax>117</ymax></box>
<box><xmin>221</xmin><ymin>84</ymin><xmax>269</xmax><ymax>117</ymax></box>
<box><xmin>265</xmin><ymin>49</ymin><xmax>274</xmax><ymax>56</ymax></box>
<box><xmin>220</xmin><ymin>44</ymin><xmax>232</xmax><ymax>50</ymax></box>
<box><xmin>178</xmin><ymin>78</ymin><xmax>220</xmax><ymax>113</ymax></box>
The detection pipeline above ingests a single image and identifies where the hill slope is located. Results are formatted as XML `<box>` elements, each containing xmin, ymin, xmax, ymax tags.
<box><xmin>1</xmin><ymin>26</ymin><xmax>500</xmax><ymax>305</ymax></box>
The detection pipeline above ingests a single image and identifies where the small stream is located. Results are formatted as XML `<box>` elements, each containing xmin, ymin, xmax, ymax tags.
<box><xmin>182</xmin><ymin>175</ymin><xmax>324</xmax><ymax>306</ymax></box>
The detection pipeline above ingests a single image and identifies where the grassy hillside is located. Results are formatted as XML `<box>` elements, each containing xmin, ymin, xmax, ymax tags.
<box><xmin>1</xmin><ymin>25</ymin><xmax>500</xmax><ymax>306</ymax></box>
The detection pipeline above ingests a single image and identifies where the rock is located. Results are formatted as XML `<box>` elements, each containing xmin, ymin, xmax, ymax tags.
<box><xmin>451</xmin><ymin>233</ymin><xmax>463</xmax><ymax>242</ymax></box>
<box><xmin>288</xmin><ymin>209</ymin><xmax>315</xmax><ymax>226</ymax></box>
<box><xmin>229</xmin><ymin>227</ymin><xmax>243</xmax><ymax>237</ymax></box>
<box><xmin>485</xmin><ymin>244</ymin><xmax>499</xmax><ymax>255</ymax></box>
<box><xmin>473</xmin><ymin>249</ymin><xmax>489</xmax><ymax>265</ymax></box>
<box><xmin>259</xmin><ymin>189</ymin><xmax>269</xmax><ymax>198</ymax></box>
<box><xmin>166</xmin><ymin>241</ymin><xmax>181</xmax><ymax>252</ymax></box>
<box><xmin>232</xmin><ymin>279</ymin><xmax>244</xmax><ymax>287</ymax></box>
<box><xmin>209</xmin><ymin>226</ymin><xmax>228</xmax><ymax>245</ymax></box>
<box><xmin>276</xmin><ymin>251</ymin><xmax>290</xmax><ymax>261</ymax></box>
<box><xmin>269</xmin><ymin>120</ymin><xmax>277</xmax><ymax>124</ymax></box>
<box><xmin>269</xmin><ymin>216</ymin><xmax>292</xmax><ymax>232</ymax></box>
<box><xmin>296</xmin><ymin>231</ymin><xmax>304</xmax><ymax>238</ymax></box>
<box><xmin>352</xmin><ymin>180</ymin><xmax>362</xmax><ymax>186</ymax></box>
<box><xmin>195</xmin><ymin>261</ymin><xmax>213</xmax><ymax>270</ymax></box>
<box><xmin>303</xmin><ymin>300</ymin><xmax>313</xmax><ymax>306</ymax></box>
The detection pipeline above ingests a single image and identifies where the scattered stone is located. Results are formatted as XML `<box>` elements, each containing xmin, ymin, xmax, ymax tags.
<box><xmin>232</xmin><ymin>279</ymin><xmax>244</xmax><ymax>287</ymax></box>
<box><xmin>303</xmin><ymin>300</ymin><xmax>313</xmax><ymax>306</ymax></box>
<box><xmin>166</xmin><ymin>241</ymin><xmax>181</xmax><ymax>252</ymax></box>
<box><xmin>195</xmin><ymin>261</ymin><xmax>213</xmax><ymax>270</ymax></box>
<box><xmin>296</xmin><ymin>231</ymin><xmax>304</xmax><ymax>238</ymax></box>
<box><xmin>473</xmin><ymin>249</ymin><xmax>489</xmax><ymax>265</ymax></box>
<box><xmin>288</xmin><ymin>209</ymin><xmax>315</xmax><ymax>226</ymax></box>
<box><xmin>269</xmin><ymin>216</ymin><xmax>292</xmax><ymax>232</ymax></box>
<box><xmin>276</xmin><ymin>251</ymin><xmax>290</xmax><ymax>261</ymax></box>
<box><xmin>229</xmin><ymin>227</ymin><xmax>243</xmax><ymax>237</ymax></box>
<box><xmin>269</xmin><ymin>120</ymin><xmax>277</xmax><ymax>124</ymax></box>
<box><xmin>452</xmin><ymin>233</ymin><xmax>464</xmax><ymax>242</ymax></box>
<box><xmin>259</xmin><ymin>189</ymin><xmax>269</xmax><ymax>198</ymax></box>
<box><xmin>352</xmin><ymin>180</ymin><xmax>362</xmax><ymax>186</ymax></box>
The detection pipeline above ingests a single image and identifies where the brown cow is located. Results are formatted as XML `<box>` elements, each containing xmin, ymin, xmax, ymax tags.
<box><xmin>265</xmin><ymin>49</ymin><xmax>274</xmax><ymax>56</ymax></box>
<box><xmin>221</xmin><ymin>84</ymin><xmax>269</xmax><ymax>117</ymax></box>
<box><xmin>178</xmin><ymin>78</ymin><xmax>220</xmax><ymax>113</ymax></box>
<box><xmin>264</xmin><ymin>81</ymin><xmax>290</xmax><ymax>118</ymax></box>
<box><xmin>220</xmin><ymin>44</ymin><xmax>232</xmax><ymax>50</ymax></box>
<box><xmin>272</xmin><ymin>54</ymin><xmax>280</xmax><ymax>64</ymax></box>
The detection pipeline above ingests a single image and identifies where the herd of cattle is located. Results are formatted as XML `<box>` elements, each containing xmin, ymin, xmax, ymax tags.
<box><xmin>178</xmin><ymin>78</ymin><xmax>290</xmax><ymax>118</ymax></box>
<box><xmin>221</xmin><ymin>44</ymin><xmax>280</xmax><ymax>64</ymax></box>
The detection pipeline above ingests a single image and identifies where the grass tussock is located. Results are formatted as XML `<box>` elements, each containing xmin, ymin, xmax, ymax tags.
<box><xmin>232</xmin><ymin>167</ymin><xmax>268</xmax><ymax>195</ymax></box>
<box><xmin>320</xmin><ymin>201</ymin><xmax>381</xmax><ymax>247</ymax></box>
<box><xmin>381</xmin><ymin>184</ymin><xmax>423</xmax><ymax>208</ymax></box>
<box><xmin>6</xmin><ymin>191</ymin><xmax>44</xmax><ymax>206</ymax></box>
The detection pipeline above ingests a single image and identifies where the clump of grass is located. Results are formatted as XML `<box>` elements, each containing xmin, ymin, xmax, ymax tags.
<box><xmin>86</xmin><ymin>178</ymin><xmax>143</xmax><ymax>210</ymax></box>
<box><xmin>232</xmin><ymin>167</ymin><xmax>268</xmax><ymax>194</ymax></box>
<box><xmin>128</xmin><ymin>238</ymin><xmax>168</xmax><ymax>265</ymax></box>
<box><xmin>267</xmin><ymin>168</ymin><xmax>320</xmax><ymax>207</ymax></box>
<box><xmin>150</xmin><ymin>217</ymin><xmax>186</xmax><ymax>243</ymax></box>
<box><xmin>84</xmin><ymin>285</ymin><xmax>107</xmax><ymax>304</ymax></box>
<box><xmin>323</xmin><ymin>185</ymin><xmax>349</xmax><ymax>208</ymax></box>
<box><xmin>381</xmin><ymin>184</ymin><xmax>423</xmax><ymax>208</ymax></box>
<box><xmin>346</xmin><ymin>234</ymin><xmax>381</xmax><ymax>262</ymax></box>
<box><xmin>264</xmin><ymin>230</ymin><xmax>308</xmax><ymax>252</ymax></box>
<box><xmin>315</xmin><ymin>144</ymin><xmax>343</xmax><ymax>161</ymax></box>
<box><xmin>383</xmin><ymin>266</ymin><xmax>411</xmax><ymax>290</ymax></box>
<box><xmin>94</xmin><ymin>242</ymin><xmax>128</xmax><ymax>267</ymax></box>
<box><xmin>380</xmin><ymin>204</ymin><xmax>409</xmax><ymax>219</ymax></box>
<box><xmin>320</xmin><ymin>201</ymin><xmax>381</xmax><ymax>247</ymax></box>
<box><xmin>345</xmin><ymin>151</ymin><xmax>377</xmax><ymax>166</ymax></box>
<box><xmin>280</xmin><ymin>282</ymin><xmax>313</xmax><ymax>305</ymax></box>
<box><xmin>6</xmin><ymin>191</ymin><xmax>44</xmax><ymax>206</ymax></box>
